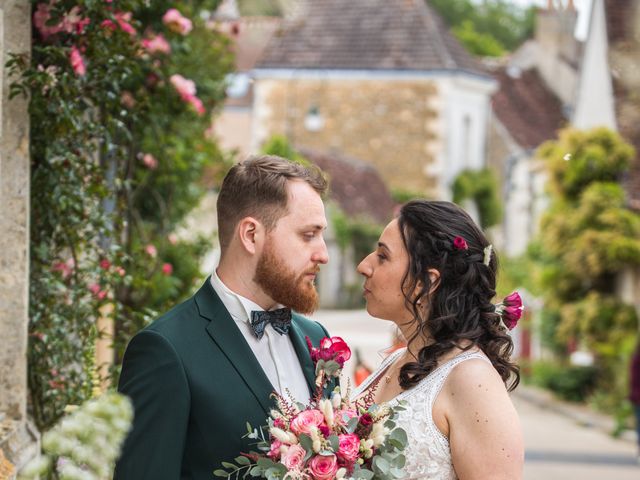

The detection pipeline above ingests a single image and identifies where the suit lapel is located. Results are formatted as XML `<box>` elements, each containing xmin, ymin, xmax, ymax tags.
<box><xmin>288</xmin><ymin>317</ymin><xmax>318</xmax><ymax>395</ymax></box>
<box><xmin>195</xmin><ymin>279</ymin><xmax>275</xmax><ymax>416</ymax></box>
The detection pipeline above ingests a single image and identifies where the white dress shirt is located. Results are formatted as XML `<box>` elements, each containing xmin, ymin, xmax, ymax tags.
<box><xmin>210</xmin><ymin>270</ymin><xmax>311</xmax><ymax>404</ymax></box>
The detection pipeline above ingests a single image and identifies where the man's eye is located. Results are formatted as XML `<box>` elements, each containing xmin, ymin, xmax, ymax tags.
<box><xmin>303</xmin><ymin>232</ymin><xmax>316</xmax><ymax>239</ymax></box>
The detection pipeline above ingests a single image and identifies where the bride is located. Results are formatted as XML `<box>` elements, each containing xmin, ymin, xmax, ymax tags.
<box><xmin>353</xmin><ymin>200</ymin><xmax>524</xmax><ymax>480</ymax></box>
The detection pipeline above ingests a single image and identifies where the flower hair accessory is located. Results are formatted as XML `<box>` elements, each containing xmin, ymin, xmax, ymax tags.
<box><xmin>495</xmin><ymin>291</ymin><xmax>523</xmax><ymax>330</ymax></box>
<box><xmin>453</xmin><ymin>236</ymin><xmax>468</xmax><ymax>251</ymax></box>
<box><xmin>483</xmin><ymin>244</ymin><xmax>493</xmax><ymax>266</ymax></box>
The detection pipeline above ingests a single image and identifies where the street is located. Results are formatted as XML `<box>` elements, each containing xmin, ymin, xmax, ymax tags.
<box><xmin>311</xmin><ymin>309</ymin><xmax>640</xmax><ymax>479</ymax></box>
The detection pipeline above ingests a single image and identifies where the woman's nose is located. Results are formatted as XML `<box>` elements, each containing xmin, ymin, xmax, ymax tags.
<box><xmin>357</xmin><ymin>255</ymin><xmax>373</xmax><ymax>277</ymax></box>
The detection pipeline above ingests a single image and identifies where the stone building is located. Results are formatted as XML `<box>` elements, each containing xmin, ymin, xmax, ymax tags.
<box><xmin>0</xmin><ymin>0</ymin><xmax>39</xmax><ymax>474</ymax></box>
<box><xmin>217</xmin><ymin>0</ymin><xmax>497</xmax><ymax>198</ymax></box>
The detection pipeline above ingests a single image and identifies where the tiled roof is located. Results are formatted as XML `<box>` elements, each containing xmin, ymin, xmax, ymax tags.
<box><xmin>256</xmin><ymin>0</ymin><xmax>486</xmax><ymax>76</ymax></box>
<box><xmin>491</xmin><ymin>68</ymin><xmax>566</xmax><ymax>150</ymax></box>
<box><xmin>299</xmin><ymin>147</ymin><xmax>396</xmax><ymax>224</ymax></box>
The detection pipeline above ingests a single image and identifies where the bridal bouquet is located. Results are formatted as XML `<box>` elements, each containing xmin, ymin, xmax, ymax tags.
<box><xmin>215</xmin><ymin>337</ymin><xmax>407</xmax><ymax>480</ymax></box>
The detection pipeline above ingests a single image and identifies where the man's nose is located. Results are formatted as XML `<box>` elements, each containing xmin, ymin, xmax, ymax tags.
<box><xmin>312</xmin><ymin>236</ymin><xmax>329</xmax><ymax>264</ymax></box>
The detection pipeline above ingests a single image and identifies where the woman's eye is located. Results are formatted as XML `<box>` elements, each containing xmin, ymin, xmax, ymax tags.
<box><xmin>376</xmin><ymin>253</ymin><xmax>386</xmax><ymax>262</ymax></box>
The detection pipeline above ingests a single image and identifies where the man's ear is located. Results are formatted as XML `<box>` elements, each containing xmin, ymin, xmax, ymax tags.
<box><xmin>237</xmin><ymin>217</ymin><xmax>263</xmax><ymax>255</ymax></box>
<box><xmin>427</xmin><ymin>268</ymin><xmax>441</xmax><ymax>295</ymax></box>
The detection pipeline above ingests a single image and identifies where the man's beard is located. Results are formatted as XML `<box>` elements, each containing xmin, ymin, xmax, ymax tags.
<box><xmin>254</xmin><ymin>242</ymin><xmax>320</xmax><ymax>314</ymax></box>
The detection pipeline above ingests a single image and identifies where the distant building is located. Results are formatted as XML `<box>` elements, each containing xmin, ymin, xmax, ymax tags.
<box><xmin>216</xmin><ymin>0</ymin><xmax>497</xmax><ymax>198</ymax></box>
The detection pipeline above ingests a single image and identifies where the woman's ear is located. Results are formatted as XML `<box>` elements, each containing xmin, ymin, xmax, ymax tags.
<box><xmin>427</xmin><ymin>268</ymin><xmax>441</xmax><ymax>294</ymax></box>
<box><xmin>237</xmin><ymin>217</ymin><xmax>263</xmax><ymax>255</ymax></box>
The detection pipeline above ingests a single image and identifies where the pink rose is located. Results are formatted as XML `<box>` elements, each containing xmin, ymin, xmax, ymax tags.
<box><xmin>162</xmin><ymin>263</ymin><xmax>173</xmax><ymax>276</ymax></box>
<box><xmin>336</xmin><ymin>409</ymin><xmax>358</xmax><ymax>426</ymax></box>
<box><xmin>453</xmin><ymin>236</ymin><xmax>468</xmax><ymax>251</ymax></box>
<box><xmin>308</xmin><ymin>454</ymin><xmax>338</xmax><ymax>480</ymax></box>
<box><xmin>187</xmin><ymin>95</ymin><xmax>205</xmax><ymax>116</ymax></box>
<box><xmin>142</xmin><ymin>34</ymin><xmax>171</xmax><ymax>54</ymax></box>
<box><xmin>281</xmin><ymin>444</ymin><xmax>305</xmax><ymax>471</ymax></box>
<box><xmin>162</xmin><ymin>8</ymin><xmax>193</xmax><ymax>35</ymax></box>
<box><xmin>145</xmin><ymin>244</ymin><xmax>157</xmax><ymax>258</ymax></box>
<box><xmin>69</xmin><ymin>45</ymin><xmax>86</xmax><ymax>76</ymax></box>
<box><xmin>320</xmin><ymin>336</ymin><xmax>351</xmax><ymax>365</ymax></box>
<box><xmin>116</xmin><ymin>267</ymin><xmax>126</xmax><ymax>276</ymax></box>
<box><xmin>99</xmin><ymin>259</ymin><xmax>111</xmax><ymax>270</ymax></box>
<box><xmin>503</xmin><ymin>291</ymin><xmax>522</xmax><ymax>309</ymax></box>
<box><xmin>101</xmin><ymin>11</ymin><xmax>136</xmax><ymax>36</ymax></box>
<box><xmin>337</xmin><ymin>434</ymin><xmax>360</xmax><ymax>462</ymax></box>
<box><xmin>170</xmin><ymin>74</ymin><xmax>197</xmax><ymax>101</ymax></box>
<box><xmin>142</xmin><ymin>153</ymin><xmax>158</xmax><ymax>169</ymax></box>
<box><xmin>267</xmin><ymin>439</ymin><xmax>282</xmax><ymax>460</ymax></box>
<box><xmin>290</xmin><ymin>409</ymin><xmax>325</xmax><ymax>436</ymax></box>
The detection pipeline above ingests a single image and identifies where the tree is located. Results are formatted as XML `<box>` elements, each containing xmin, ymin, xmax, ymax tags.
<box><xmin>428</xmin><ymin>0</ymin><xmax>535</xmax><ymax>57</ymax></box>
<box><xmin>530</xmin><ymin>127</ymin><xmax>640</xmax><ymax>414</ymax></box>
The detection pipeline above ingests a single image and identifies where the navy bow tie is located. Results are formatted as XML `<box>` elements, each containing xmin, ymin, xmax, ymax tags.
<box><xmin>250</xmin><ymin>308</ymin><xmax>292</xmax><ymax>340</ymax></box>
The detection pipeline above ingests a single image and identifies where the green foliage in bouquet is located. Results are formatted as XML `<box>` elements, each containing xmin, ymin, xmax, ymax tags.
<box><xmin>7</xmin><ymin>0</ymin><xmax>233</xmax><ymax>430</ymax></box>
<box><xmin>19</xmin><ymin>393</ymin><xmax>133</xmax><ymax>480</ymax></box>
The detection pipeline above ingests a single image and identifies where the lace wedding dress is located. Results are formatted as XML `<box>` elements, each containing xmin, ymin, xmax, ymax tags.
<box><xmin>353</xmin><ymin>349</ymin><xmax>491</xmax><ymax>480</ymax></box>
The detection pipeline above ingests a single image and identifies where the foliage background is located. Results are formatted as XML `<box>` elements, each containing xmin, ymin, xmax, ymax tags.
<box><xmin>9</xmin><ymin>0</ymin><xmax>233</xmax><ymax>430</ymax></box>
<box><xmin>525</xmin><ymin>128</ymin><xmax>640</xmax><ymax>422</ymax></box>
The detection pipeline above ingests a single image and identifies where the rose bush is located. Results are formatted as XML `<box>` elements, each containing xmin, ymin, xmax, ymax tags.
<box><xmin>8</xmin><ymin>0</ymin><xmax>233</xmax><ymax>430</ymax></box>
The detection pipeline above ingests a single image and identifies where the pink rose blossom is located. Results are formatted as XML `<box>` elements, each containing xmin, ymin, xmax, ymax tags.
<box><xmin>453</xmin><ymin>236</ymin><xmax>468</xmax><ymax>251</ymax></box>
<box><xmin>116</xmin><ymin>267</ymin><xmax>126</xmax><ymax>276</ymax></box>
<box><xmin>52</xmin><ymin>259</ymin><xmax>73</xmax><ymax>279</ymax></box>
<box><xmin>290</xmin><ymin>409</ymin><xmax>325</xmax><ymax>436</ymax></box>
<box><xmin>101</xmin><ymin>12</ymin><xmax>136</xmax><ymax>36</ymax></box>
<box><xmin>121</xmin><ymin>91</ymin><xmax>136</xmax><ymax>108</ymax></box>
<box><xmin>336</xmin><ymin>408</ymin><xmax>358</xmax><ymax>426</ymax></box>
<box><xmin>337</xmin><ymin>434</ymin><xmax>360</xmax><ymax>462</ymax></box>
<box><xmin>267</xmin><ymin>439</ymin><xmax>282</xmax><ymax>459</ymax></box>
<box><xmin>88</xmin><ymin>283</ymin><xmax>101</xmax><ymax>295</ymax></box>
<box><xmin>162</xmin><ymin>263</ymin><xmax>173</xmax><ymax>276</ymax></box>
<box><xmin>142</xmin><ymin>153</ymin><xmax>158</xmax><ymax>169</ymax></box>
<box><xmin>145</xmin><ymin>244</ymin><xmax>157</xmax><ymax>258</ymax></box>
<box><xmin>281</xmin><ymin>444</ymin><xmax>305</xmax><ymax>471</ymax></box>
<box><xmin>34</xmin><ymin>3</ymin><xmax>89</xmax><ymax>39</ymax></box>
<box><xmin>308</xmin><ymin>454</ymin><xmax>338</xmax><ymax>480</ymax></box>
<box><xmin>170</xmin><ymin>74</ymin><xmax>197</xmax><ymax>100</ymax></box>
<box><xmin>142</xmin><ymin>34</ymin><xmax>171</xmax><ymax>54</ymax></box>
<box><xmin>168</xmin><ymin>233</ymin><xmax>178</xmax><ymax>245</ymax></box>
<box><xmin>69</xmin><ymin>45</ymin><xmax>86</xmax><ymax>76</ymax></box>
<box><xmin>162</xmin><ymin>8</ymin><xmax>193</xmax><ymax>35</ymax></box>
<box><xmin>99</xmin><ymin>259</ymin><xmax>111</xmax><ymax>270</ymax></box>
<box><xmin>188</xmin><ymin>95</ymin><xmax>206</xmax><ymax>116</ymax></box>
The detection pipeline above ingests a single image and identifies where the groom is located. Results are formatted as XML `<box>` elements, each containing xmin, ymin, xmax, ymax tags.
<box><xmin>114</xmin><ymin>155</ymin><xmax>331</xmax><ymax>479</ymax></box>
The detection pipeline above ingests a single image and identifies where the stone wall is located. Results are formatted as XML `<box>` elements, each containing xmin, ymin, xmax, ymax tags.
<box><xmin>253</xmin><ymin>78</ymin><xmax>441</xmax><ymax>195</ymax></box>
<box><xmin>0</xmin><ymin>0</ymin><xmax>39</xmax><ymax>472</ymax></box>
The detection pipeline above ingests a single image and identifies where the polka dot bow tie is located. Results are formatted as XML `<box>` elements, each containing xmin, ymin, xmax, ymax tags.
<box><xmin>250</xmin><ymin>308</ymin><xmax>292</xmax><ymax>340</ymax></box>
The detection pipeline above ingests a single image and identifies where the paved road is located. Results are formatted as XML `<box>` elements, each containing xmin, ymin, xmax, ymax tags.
<box><xmin>310</xmin><ymin>309</ymin><xmax>640</xmax><ymax>479</ymax></box>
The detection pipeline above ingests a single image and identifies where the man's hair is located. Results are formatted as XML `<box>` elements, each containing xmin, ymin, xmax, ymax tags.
<box><xmin>216</xmin><ymin>155</ymin><xmax>327</xmax><ymax>253</ymax></box>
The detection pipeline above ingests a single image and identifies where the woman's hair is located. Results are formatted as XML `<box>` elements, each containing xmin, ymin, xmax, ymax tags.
<box><xmin>396</xmin><ymin>200</ymin><xmax>520</xmax><ymax>391</ymax></box>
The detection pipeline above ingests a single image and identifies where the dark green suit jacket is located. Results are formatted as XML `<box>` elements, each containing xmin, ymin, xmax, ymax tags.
<box><xmin>114</xmin><ymin>278</ymin><xmax>329</xmax><ymax>480</ymax></box>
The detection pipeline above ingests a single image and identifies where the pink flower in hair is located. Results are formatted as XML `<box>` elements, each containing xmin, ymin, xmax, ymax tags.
<box><xmin>453</xmin><ymin>236</ymin><xmax>468</xmax><ymax>251</ymax></box>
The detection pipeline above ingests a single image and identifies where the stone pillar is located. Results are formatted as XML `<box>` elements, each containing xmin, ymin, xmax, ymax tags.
<box><xmin>0</xmin><ymin>0</ymin><xmax>39</xmax><ymax>473</ymax></box>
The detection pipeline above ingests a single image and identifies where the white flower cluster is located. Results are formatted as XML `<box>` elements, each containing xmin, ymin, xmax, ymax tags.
<box><xmin>20</xmin><ymin>393</ymin><xmax>133</xmax><ymax>480</ymax></box>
